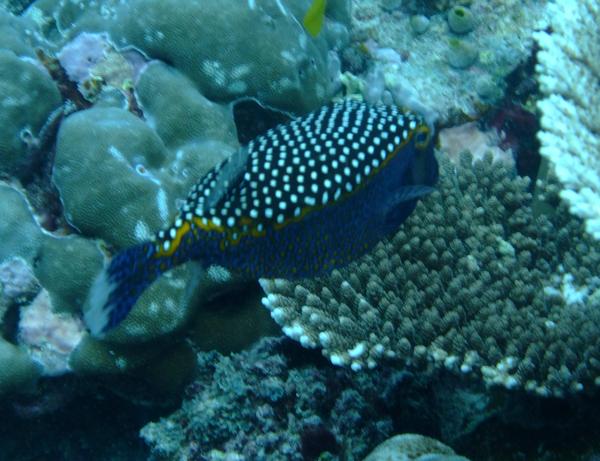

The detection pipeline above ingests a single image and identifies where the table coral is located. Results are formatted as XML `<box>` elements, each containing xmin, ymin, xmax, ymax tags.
<box><xmin>261</xmin><ymin>153</ymin><xmax>600</xmax><ymax>397</ymax></box>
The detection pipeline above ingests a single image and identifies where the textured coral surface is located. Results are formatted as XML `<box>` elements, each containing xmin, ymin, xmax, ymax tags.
<box><xmin>0</xmin><ymin>0</ymin><xmax>599</xmax><ymax>460</ymax></box>
<box><xmin>262</xmin><ymin>154</ymin><xmax>600</xmax><ymax>397</ymax></box>
<box><xmin>535</xmin><ymin>0</ymin><xmax>600</xmax><ymax>239</ymax></box>
<box><xmin>141</xmin><ymin>336</ymin><xmax>600</xmax><ymax>461</ymax></box>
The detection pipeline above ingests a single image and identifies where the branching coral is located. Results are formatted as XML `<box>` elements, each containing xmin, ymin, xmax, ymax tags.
<box><xmin>261</xmin><ymin>153</ymin><xmax>600</xmax><ymax>397</ymax></box>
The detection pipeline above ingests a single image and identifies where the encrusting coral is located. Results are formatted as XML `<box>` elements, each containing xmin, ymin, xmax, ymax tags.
<box><xmin>261</xmin><ymin>152</ymin><xmax>600</xmax><ymax>397</ymax></box>
<box><xmin>141</xmin><ymin>336</ymin><xmax>399</xmax><ymax>460</ymax></box>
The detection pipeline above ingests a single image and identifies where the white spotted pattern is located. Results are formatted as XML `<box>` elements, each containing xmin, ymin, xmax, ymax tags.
<box><xmin>156</xmin><ymin>100</ymin><xmax>426</xmax><ymax>250</ymax></box>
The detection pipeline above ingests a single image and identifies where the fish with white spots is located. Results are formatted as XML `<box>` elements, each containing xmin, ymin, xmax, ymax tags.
<box><xmin>84</xmin><ymin>99</ymin><xmax>438</xmax><ymax>335</ymax></box>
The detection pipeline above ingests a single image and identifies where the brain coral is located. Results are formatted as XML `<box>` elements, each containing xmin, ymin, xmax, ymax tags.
<box><xmin>261</xmin><ymin>153</ymin><xmax>600</xmax><ymax>397</ymax></box>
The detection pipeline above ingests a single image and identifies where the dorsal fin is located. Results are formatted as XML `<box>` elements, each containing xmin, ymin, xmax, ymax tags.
<box><xmin>202</xmin><ymin>146</ymin><xmax>249</xmax><ymax>212</ymax></box>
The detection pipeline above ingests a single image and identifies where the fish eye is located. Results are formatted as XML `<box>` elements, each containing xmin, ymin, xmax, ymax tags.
<box><xmin>414</xmin><ymin>127</ymin><xmax>430</xmax><ymax>148</ymax></box>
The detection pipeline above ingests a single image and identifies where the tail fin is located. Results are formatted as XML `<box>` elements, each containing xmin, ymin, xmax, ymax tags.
<box><xmin>84</xmin><ymin>242</ymin><xmax>171</xmax><ymax>336</ymax></box>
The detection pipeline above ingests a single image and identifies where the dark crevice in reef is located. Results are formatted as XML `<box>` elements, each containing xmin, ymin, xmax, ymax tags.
<box><xmin>232</xmin><ymin>98</ymin><xmax>294</xmax><ymax>145</ymax></box>
<box><xmin>0</xmin><ymin>377</ymin><xmax>172</xmax><ymax>461</ymax></box>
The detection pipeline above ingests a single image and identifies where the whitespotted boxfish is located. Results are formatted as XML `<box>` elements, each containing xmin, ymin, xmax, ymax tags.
<box><xmin>85</xmin><ymin>99</ymin><xmax>438</xmax><ymax>335</ymax></box>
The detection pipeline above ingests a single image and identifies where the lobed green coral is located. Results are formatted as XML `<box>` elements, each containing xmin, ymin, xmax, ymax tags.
<box><xmin>0</xmin><ymin>337</ymin><xmax>41</xmax><ymax>395</ymax></box>
<box><xmin>0</xmin><ymin>184</ymin><xmax>105</xmax><ymax>318</ymax></box>
<box><xmin>0</xmin><ymin>184</ymin><xmax>101</xmax><ymax>393</ymax></box>
<box><xmin>37</xmin><ymin>0</ymin><xmax>343</xmax><ymax>359</ymax></box>
<box><xmin>0</xmin><ymin>184</ymin><xmax>45</xmax><ymax>263</ymax></box>
<box><xmin>0</xmin><ymin>49</ymin><xmax>62</xmax><ymax>177</ymax></box>
<box><xmin>25</xmin><ymin>0</ymin><xmax>347</xmax><ymax>113</ymax></box>
<box><xmin>54</xmin><ymin>106</ymin><xmax>180</xmax><ymax>249</ymax></box>
<box><xmin>0</xmin><ymin>7</ymin><xmax>39</xmax><ymax>56</ymax></box>
<box><xmin>135</xmin><ymin>61</ymin><xmax>237</xmax><ymax>150</ymax></box>
<box><xmin>51</xmin><ymin>88</ymin><xmax>240</xmax><ymax>347</ymax></box>
<box><xmin>114</xmin><ymin>0</ymin><xmax>332</xmax><ymax>112</ymax></box>
<box><xmin>2</xmin><ymin>0</ymin><xmax>339</xmax><ymax>394</ymax></box>
<box><xmin>261</xmin><ymin>153</ymin><xmax>600</xmax><ymax>397</ymax></box>
<box><xmin>0</xmin><ymin>181</ymin><xmax>207</xmax><ymax>393</ymax></box>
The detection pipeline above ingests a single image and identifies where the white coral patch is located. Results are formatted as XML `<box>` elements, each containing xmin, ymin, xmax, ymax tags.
<box><xmin>348</xmin><ymin>342</ymin><xmax>366</xmax><ymax>359</ymax></box>
<box><xmin>330</xmin><ymin>354</ymin><xmax>346</xmax><ymax>366</ymax></box>
<box><xmin>318</xmin><ymin>332</ymin><xmax>331</xmax><ymax>347</ymax></box>
<box><xmin>282</xmin><ymin>322</ymin><xmax>304</xmax><ymax>340</ymax></box>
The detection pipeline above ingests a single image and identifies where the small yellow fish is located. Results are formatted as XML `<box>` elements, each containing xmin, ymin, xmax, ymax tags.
<box><xmin>303</xmin><ymin>0</ymin><xmax>327</xmax><ymax>37</ymax></box>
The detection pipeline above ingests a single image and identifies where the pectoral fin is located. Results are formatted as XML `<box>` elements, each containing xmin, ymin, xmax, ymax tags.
<box><xmin>381</xmin><ymin>185</ymin><xmax>435</xmax><ymax>230</ymax></box>
<box><xmin>386</xmin><ymin>185</ymin><xmax>434</xmax><ymax>210</ymax></box>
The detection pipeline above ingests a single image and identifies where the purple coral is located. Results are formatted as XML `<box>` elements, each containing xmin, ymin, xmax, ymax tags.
<box><xmin>18</xmin><ymin>290</ymin><xmax>85</xmax><ymax>376</ymax></box>
<box><xmin>58</xmin><ymin>32</ymin><xmax>112</xmax><ymax>84</ymax></box>
<box><xmin>0</xmin><ymin>257</ymin><xmax>38</xmax><ymax>301</ymax></box>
